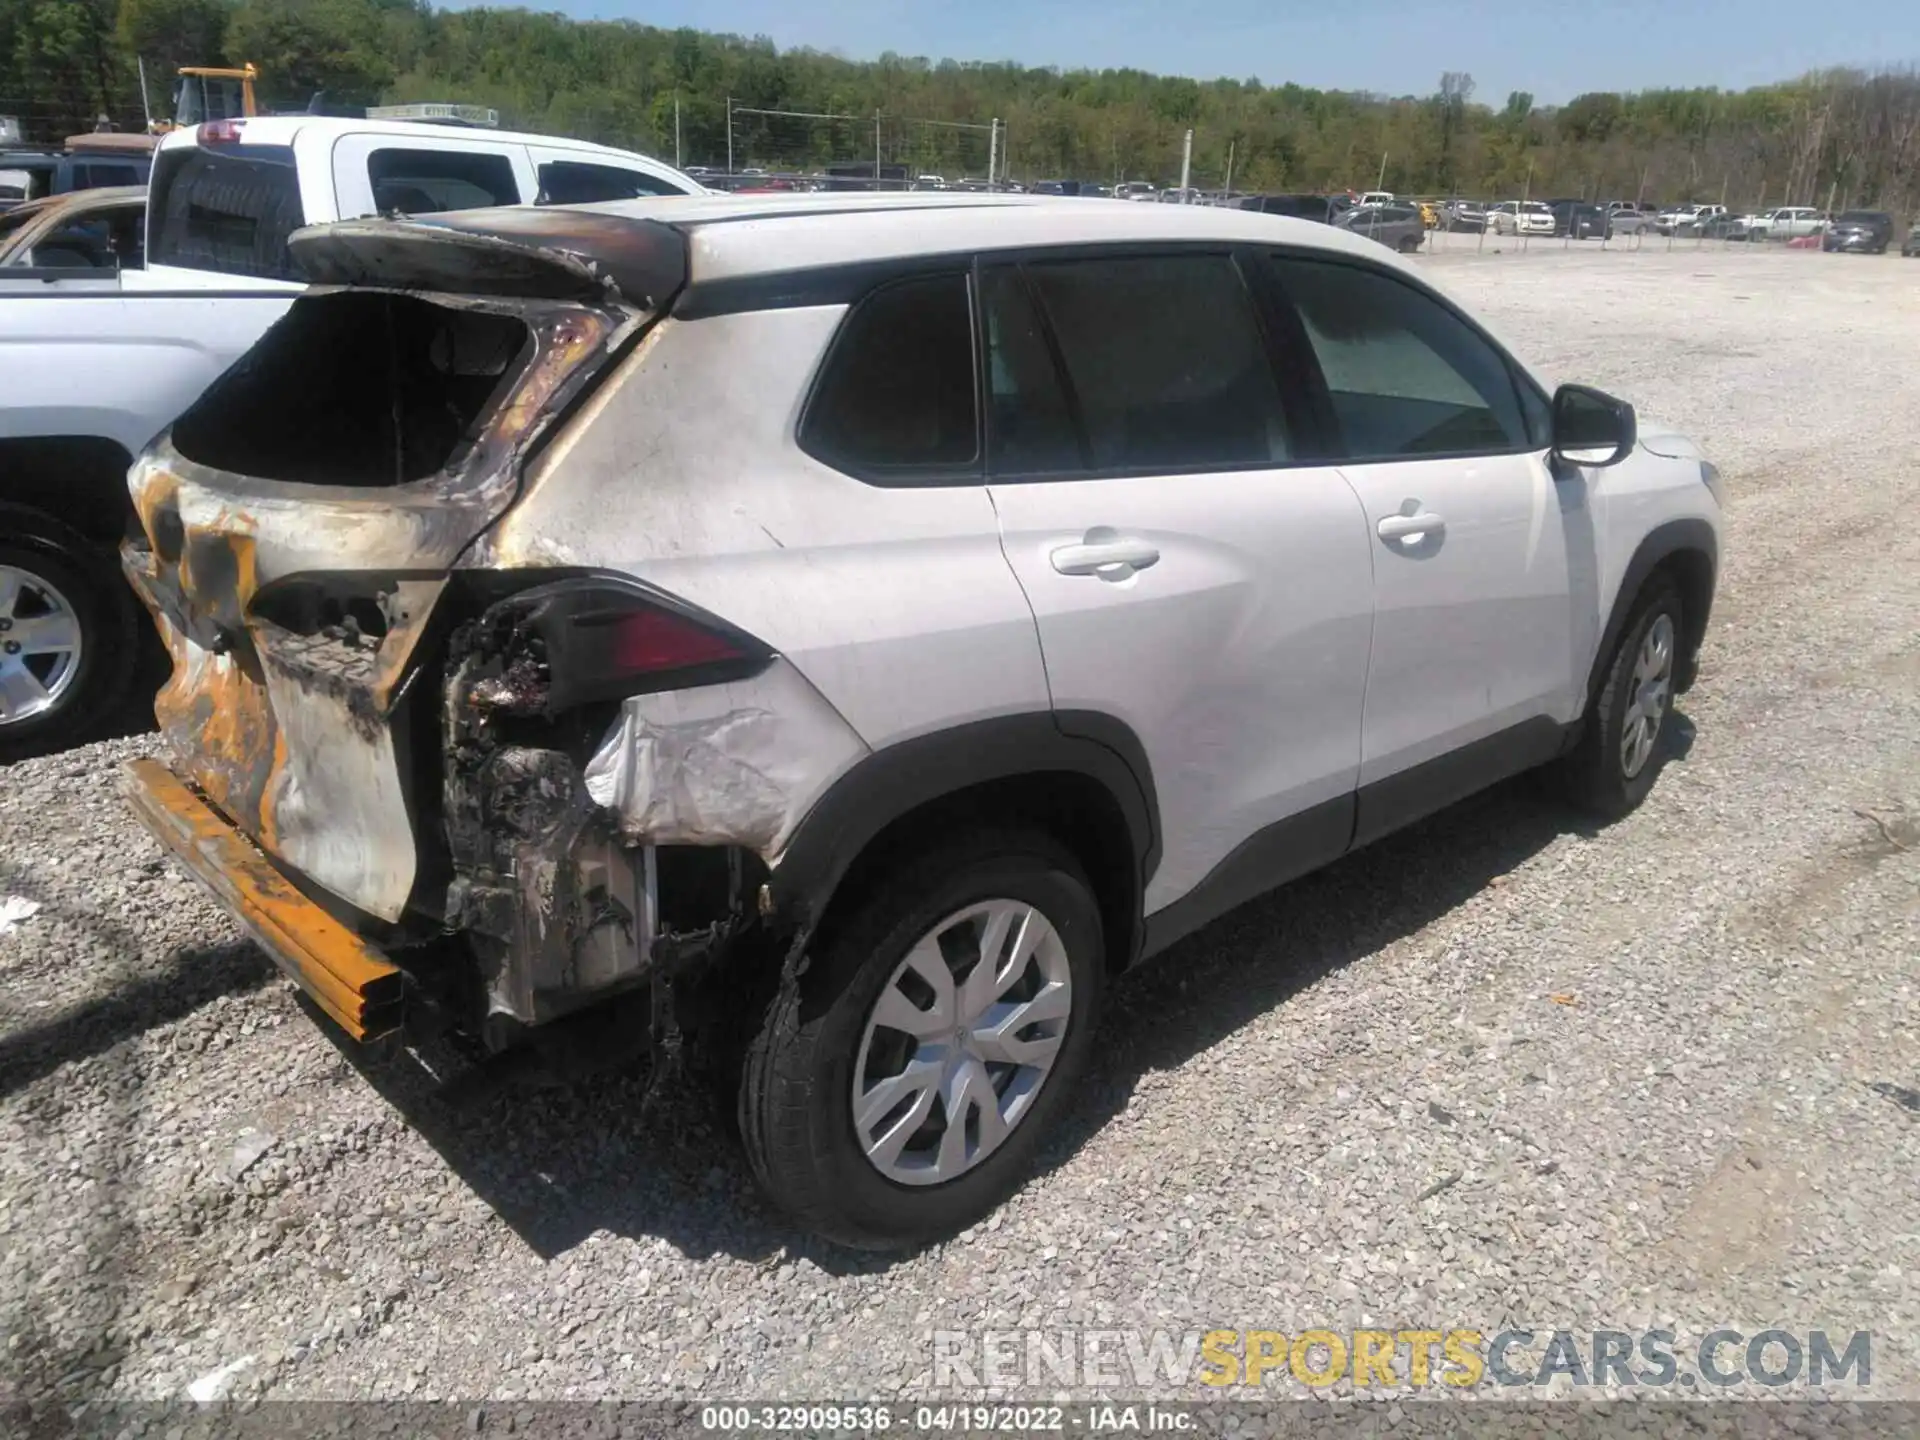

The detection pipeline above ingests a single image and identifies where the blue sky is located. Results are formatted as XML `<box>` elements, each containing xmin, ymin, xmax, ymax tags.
<box><xmin>450</xmin><ymin>0</ymin><xmax>1916</xmax><ymax>104</ymax></box>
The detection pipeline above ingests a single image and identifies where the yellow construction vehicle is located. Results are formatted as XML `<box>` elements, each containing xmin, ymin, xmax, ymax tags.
<box><xmin>149</xmin><ymin>64</ymin><xmax>259</xmax><ymax>134</ymax></box>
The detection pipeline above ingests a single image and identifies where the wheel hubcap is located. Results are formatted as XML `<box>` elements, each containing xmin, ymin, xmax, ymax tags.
<box><xmin>1620</xmin><ymin>612</ymin><xmax>1674</xmax><ymax>780</ymax></box>
<box><xmin>0</xmin><ymin>564</ymin><xmax>83</xmax><ymax>727</ymax></box>
<box><xmin>851</xmin><ymin>898</ymin><xmax>1073</xmax><ymax>1187</ymax></box>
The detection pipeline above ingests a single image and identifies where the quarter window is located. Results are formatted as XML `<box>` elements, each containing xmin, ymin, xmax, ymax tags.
<box><xmin>1016</xmin><ymin>253</ymin><xmax>1291</xmax><ymax>472</ymax></box>
<box><xmin>1269</xmin><ymin>256</ymin><xmax>1534</xmax><ymax>458</ymax></box>
<box><xmin>801</xmin><ymin>273</ymin><xmax>978</xmax><ymax>480</ymax></box>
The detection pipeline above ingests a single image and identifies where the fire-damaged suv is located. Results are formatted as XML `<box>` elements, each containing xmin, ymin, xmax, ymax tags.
<box><xmin>122</xmin><ymin>194</ymin><xmax>1721</xmax><ymax>1248</ymax></box>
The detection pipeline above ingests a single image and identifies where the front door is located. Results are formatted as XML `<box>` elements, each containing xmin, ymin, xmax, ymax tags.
<box><xmin>1263</xmin><ymin>252</ymin><xmax>1591</xmax><ymax>839</ymax></box>
<box><xmin>979</xmin><ymin>251</ymin><xmax>1376</xmax><ymax>924</ymax></box>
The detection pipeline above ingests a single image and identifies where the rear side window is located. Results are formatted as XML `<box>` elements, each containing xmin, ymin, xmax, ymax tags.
<box><xmin>368</xmin><ymin>149</ymin><xmax>518</xmax><ymax>215</ymax></box>
<box><xmin>149</xmin><ymin>144</ymin><xmax>305</xmax><ymax>280</ymax></box>
<box><xmin>1019</xmin><ymin>254</ymin><xmax>1291</xmax><ymax>472</ymax></box>
<box><xmin>801</xmin><ymin>273</ymin><xmax>978</xmax><ymax>482</ymax></box>
<box><xmin>1270</xmin><ymin>255</ymin><xmax>1533</xmax><ymax>458</ymax></box>
<box><xmin>537</xmin><ymin>161</ymin><xmax>687</xmax><ymax>203</ymax></box>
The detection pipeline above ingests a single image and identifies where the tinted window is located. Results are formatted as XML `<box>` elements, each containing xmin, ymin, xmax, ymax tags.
<box><xmin>1020</xmin><ymin>254</ymin><xmax>1291</xmax><ymax>471</ymax></box>
<box><xmin>150</xmin><ymin>144</ymin><xmax>305</xmax><ymax>279</ymax></box>
<box><xmin>802</xmin><ymin>273</ymin><xmax>978</xmax><ymax>479</ymax></box>
<box><xmin>537</xmin><ymin>160</ymin><xmax>687</xmax><ymax>203</ymax></box>
<box><xmin>367</xmin><ymin>149</ymin><xmax>518</xmax><ymax>215</ymax></box>
<box><xmin>1271</xmin><ymin>256</ymin><xmax>1532</xmax><ymax>458</ymax></box>
<box><xmin>980</xmin><ymin>266</ymin><xmax>1081</xmax><ymax>474</ymax></box>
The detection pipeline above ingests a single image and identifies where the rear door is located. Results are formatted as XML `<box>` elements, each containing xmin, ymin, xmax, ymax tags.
<box><xmin>1263</xmin><ymin>251</ymin><xmax>1590</xmax><ymax>841</ymax></box>
<box><xmin>525</xmin><ymin>147</ymin><xmax>700</xmax><ymax>201</ymax></box>
<box><xmin>982</xmin><ymin>250</ymin><xmax>1375</xmax><ymax>922</ymax></box>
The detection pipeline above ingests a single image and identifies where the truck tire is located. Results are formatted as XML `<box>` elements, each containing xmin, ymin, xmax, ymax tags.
<box><xmin>0</xmin><ymin>514</ymin><xmax>138</xmax><ymax>763</ymax></box>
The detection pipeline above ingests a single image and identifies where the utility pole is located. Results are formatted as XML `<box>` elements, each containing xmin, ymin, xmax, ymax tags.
<box><xmin>987</xmin><ymin>117</ymin><xmax>999</xmax><ymax>188</ymax></box>
<box><xmin>1224</xmin><ymin>138</ymin><xmax>1235</xmax><ymax>198</ymax></box>
<box><xmin>875</xmin><ymin>111</ymin><xmax>882</xmax><ymax>185</ymax></box>
<box><xmin>674</xmin><ymin>92</ymin><xmax>683</xmax><ymax>169</ymax></box>
<box><xmin>1179</xmin><ymin>128</ymin><xmax>1193</xmax><ymax>199</ymax></box>
<box><xmin>1376</xmin><ymin>150</ymin><xmax>1388</xmax><ymax>191</ymax></box>
<box><xmin>725</xmin><ymin>95</ymin><xmax>734</xmax><ymax>176</ymax></box>
<box><xmin>136</xmin><ymin>57</ymin><xmax>153</xmax><ymax>131</ymax></box>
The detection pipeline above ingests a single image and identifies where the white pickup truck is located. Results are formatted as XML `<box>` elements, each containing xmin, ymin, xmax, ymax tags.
<box><xmin>0</xmin><ymin>115</ymin><xmax>702</xmax><ymax>757</ymax></box>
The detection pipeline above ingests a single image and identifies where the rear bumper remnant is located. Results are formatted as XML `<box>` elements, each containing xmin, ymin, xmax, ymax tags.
<box><xmin>122</xmin><ymin>757</ymin><xmax>404</xmax><ymax>1045</ymax></box>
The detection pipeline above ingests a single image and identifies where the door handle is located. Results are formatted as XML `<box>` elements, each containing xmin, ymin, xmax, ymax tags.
<box><xmin>1377</xmin><ymin>511</ymin><xmax>1446</xmax><ymax>545</ymax></box>
<box><xmin>1050</xmin><ymin>530</ymin><xmax>1161</xmax><ymax>579</ymax></box>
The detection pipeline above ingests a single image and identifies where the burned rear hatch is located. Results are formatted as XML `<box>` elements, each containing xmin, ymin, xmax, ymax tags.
<box><xmin>123</xmin><ymin>209</ymin><xmax>687</xmax><ymax>924</ymax></box>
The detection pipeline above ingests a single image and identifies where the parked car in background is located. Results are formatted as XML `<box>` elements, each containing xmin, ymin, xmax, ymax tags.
<box><xmin>0</xmin><ymin>134</ymin><xmax>152</xmax><ymax>213</ymax></box>
<box><xmin>117</xmin><ymin>190</ymin><xmax>1720</xmax><ymax>1249</ymax></box>
<box><xmin>1903</xmin><ymin>221</ymin><xmax>1920</xmax><ymax>257</ymax></box>
<box><xmin>1114</xmin><ymin>181</ymin><xmax>1157</xmax><ymax>201</ymax></box>
<box><xmin>1157</xmin><ymin>187</ymin><xmax>1203</xmax><ymax>204</ymax></box>
<box><xmin>1235</xmin><ymin>193</ymin><xmax>1337</xmax><ymax>222</ymax></box>
<box><xmin>0</xmin><ymin>115</ymin><xmax>705</xmax><ymax>758</ymax></box>
<box><xmin>1488</xmin><ymin>200</ymin><xmax>1555</xmax><ymax>236</ymax></box>
<box><xmin>1603</xmin><ymin>201</ymin><xmax>1657</xmax><ymax>235</ymax></box>
<box><xmin>1655</xmin><ymin>204</ymin><xmax>1728</xmax><ymax>235</ymax></box>
<box><xmin>1336</xmin><ymin>201</ymin><xmax>1425</xmax><ymax>252</ymax></box>
<box><xmin>0</xmin><ymin>185</ymin><xmax>143</xmax><ymax>273</ymax></box>
<box><xmin>1548</xmin><ymin>201</ymin><xmax>1610</xmax><ymax>239</ymax></box>
<box><xmin>1441</xmin><ymin>198</ymin><xmax>1487</xmax><ymax>232</ymax></box>
<box><xmin>1824</xmin><ymin>211</ymin><xmax>1893</xmax><ymax>253</ymax></box>
<box><xmin>1736</xmin><ymin>206</ymin><xmax>1824</xmax><ymax>240</ymax></box>
<box><xmin>1358</xmin><ymin>189</ymin><xmax>1394</xmax><ymax>207</ymax></box>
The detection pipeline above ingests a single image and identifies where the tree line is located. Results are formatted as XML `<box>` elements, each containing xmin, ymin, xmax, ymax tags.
<box><xmin>4</xmin><ymin>0</ymin><xmax>1917</xmax><ymax>213</ymax></box>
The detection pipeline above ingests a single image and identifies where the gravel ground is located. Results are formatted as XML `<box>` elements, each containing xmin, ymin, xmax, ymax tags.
<box><xmin>2</xmin><ymin>246</ymin><xmax>1917</xmax><ymax>1415</ymax></box>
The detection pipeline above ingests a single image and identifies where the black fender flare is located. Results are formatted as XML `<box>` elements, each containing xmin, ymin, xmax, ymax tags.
<box><xmin>1585</xmin><ymin>517</ymin><xmax>1718</xmax><ymax>707</ymax></box>
<box><xmin>766</xmin><ymin>709</ymin><xmax>1159</xmax><ymax>958</ymax></box>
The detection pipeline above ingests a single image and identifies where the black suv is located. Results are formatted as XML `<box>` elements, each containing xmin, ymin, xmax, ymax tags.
<box><xmin>1824</xmin><ymin>211</ymin><xmax>1893</xmax><ymax>253</ymax></box>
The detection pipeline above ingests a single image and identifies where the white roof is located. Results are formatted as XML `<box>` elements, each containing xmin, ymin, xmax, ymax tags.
<box><xmin>555</xmin><ymin>190</ymin><xmax>1412</xmax><ymax>285</ymax></box>
<box><xmin>154</xmin><ymin>114</ymin><xmax>686</xmax><ymax>173</ymax></box>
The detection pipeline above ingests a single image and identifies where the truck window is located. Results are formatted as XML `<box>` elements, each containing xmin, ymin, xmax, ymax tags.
<box><xmin>536</xmin><ymin>160</ymin><xmax>687</xmax><ymax>203</ymax></box>
<box><xmin>149</xmin><ymin>143</ymin><xmax>305</xmax><ymax>280</ymax></box>
<box><xmin>367</xmin><ymin>149</ymin><xmax>518</xmax><ymax>215</ymax></box>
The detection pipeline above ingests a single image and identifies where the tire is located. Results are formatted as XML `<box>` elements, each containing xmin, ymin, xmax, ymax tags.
<box><xmin>0</xmin><ymin>518</ymin><xmax>138</xmax><ymax>763</ymax></box>
<box><xmin>1556</xmin><ymin>579</ymin><xmax>1684</xmax><ymax>819</ymax></box>
<box><xmin>740</xmin><ymin>829</ymin><xmax>1104</xmax><ymax>1249</ymax></box>
<box><xmin>1398</xmin><ymin>235</ymin><xmax>1422</xmax><ymax>254</ymax></box>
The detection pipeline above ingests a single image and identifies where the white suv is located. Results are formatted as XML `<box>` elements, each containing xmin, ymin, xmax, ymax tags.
<box><xmin>1487</xmin><ymin>200</ymin><xmax>1555</xmax><ymax>235</ymax></box>
<box><xmin>120</xmin><ymin>194</ymin><xmax>1722</xmax><ymax>1248</ymax></box>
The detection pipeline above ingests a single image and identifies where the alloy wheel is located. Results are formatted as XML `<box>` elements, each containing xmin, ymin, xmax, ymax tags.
<box><xmin>0</xmin><ymin>563</ymin><xmax>83</xmax><ymax>727</ymax></box>
<box><xmin>1620</xmin><ymin>612</ymin><xmax>1675</xmax><ymax>780</ymax></box>
<box><xmin>851</xmin><ymin>899</ymin><xmax>1073</xmax><ymax>1187</ymax></box>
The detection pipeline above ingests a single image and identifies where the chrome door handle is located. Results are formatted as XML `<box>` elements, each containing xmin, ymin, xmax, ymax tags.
<box><xmin>1377</xmin><ymin>511</ymin><xmax>1446</xmax><ymax>544</ymax></box>
<box><xmin>1050</xmin><ymin>530</ymin><xmax>1161</xmax><ymax>579</ymax></box>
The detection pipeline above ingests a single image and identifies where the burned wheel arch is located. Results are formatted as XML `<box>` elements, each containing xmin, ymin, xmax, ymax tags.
<box><xmin>766</xmin><ymin>710</ymin><xmax>1160</xmax><ymax>971</ymax></box>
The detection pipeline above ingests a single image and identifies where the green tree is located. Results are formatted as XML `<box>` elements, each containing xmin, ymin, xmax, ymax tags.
<box><xmin>225</xmin><ymin>0</ymin><xmax>391</xmax><ymax>106</ymax></box>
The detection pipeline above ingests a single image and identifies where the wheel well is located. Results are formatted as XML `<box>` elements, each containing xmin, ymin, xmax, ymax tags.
<box><xmin>1649</xmin><ymin>547</ymin><xmax>1714</xmax><ymax>691</ymax></box>
<box><xmin>814</xmin><ymin>771</ymin><xmax>1142</xmax><ymax>974</ymax></box>
<box><xmin>0</xmin><ymin>437</ymin><xmax>138</xmax><ymax>549</ymax></box>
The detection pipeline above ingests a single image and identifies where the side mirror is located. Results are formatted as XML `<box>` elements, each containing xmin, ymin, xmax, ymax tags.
<box><xmin>1551</xmin><ymin>383</ymin><xmax>1636</xmax><ymax>467</ymax></box>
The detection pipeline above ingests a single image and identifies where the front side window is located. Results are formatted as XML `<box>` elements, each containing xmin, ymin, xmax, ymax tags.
<box><xmin>801</xmin><ymin>272</ymin><xmax>978</xmax><ymax>481</ymax></box>
<box><xmin>1270</xmin><ymin>255</ymin><xmax>1533</xmax><ymax>459</ymax></box>
<box><xmin>1015</xmin><ymin>253</ymin><xmax>1291</xmax><ymax>472</ymax></box>
<box><xmin>367</xmin><ymin>149</ymin><xmax>519</xmax><ymax>215</ymax></box>
<box><xmin>537</xmin><ymin>160</ymin><xmax>688</xmax><ymax>203</ymax></box>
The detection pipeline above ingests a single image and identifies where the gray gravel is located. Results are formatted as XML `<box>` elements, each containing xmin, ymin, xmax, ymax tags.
<box><xmin>2</xmin><ymin>246</ymin><xmax>1917</xmax><ymax>1411</ymax></box>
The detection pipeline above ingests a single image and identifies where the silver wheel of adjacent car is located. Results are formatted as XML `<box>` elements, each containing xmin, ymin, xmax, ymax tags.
<box><xmin>852</xmin><ymin>898</ymin><xmax>1073</xmax><ymax>1187</ymax></box>
<box><xmin>0</xmin><ymin>562</ymin><xmax>84</xmax><ymax>726</ymax></box>
<box><xmin>1620</xmin><ymin>612</ymin><xmax>1674</xmax><ymax>780</ymax></box>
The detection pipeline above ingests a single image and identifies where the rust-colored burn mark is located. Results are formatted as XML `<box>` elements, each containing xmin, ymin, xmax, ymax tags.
<box><xmin>121</xmin><ymin>757</ymin><xmax>402</xmax><ymax>1043</ymax></box>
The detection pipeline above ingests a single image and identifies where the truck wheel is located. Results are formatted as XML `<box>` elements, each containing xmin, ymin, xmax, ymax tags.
<box><xmin>740</xmin><ymin>830</ymin><xmax>1104</xmax><ymax>1249</ymax></box>
<box><xmin>0</xmin><ymin>524</ymin><xmax>137</xmax><ymax>763</ymax></box>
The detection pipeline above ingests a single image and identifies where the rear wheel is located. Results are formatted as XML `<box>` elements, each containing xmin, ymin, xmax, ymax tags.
<box><xmin>1556</xmin><ymin>580</ymin><xmax>1684</xmax><ymax>819</ymax></box>
<box><xmin>0</xmin><ymin>524</ymin><xmax>137</xmax><ymax>763</ymax></box>
<box><xmin>740</xmin><ymin>830</ymin><xmax>1103</xmax><ymax>1249</ymax></box>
